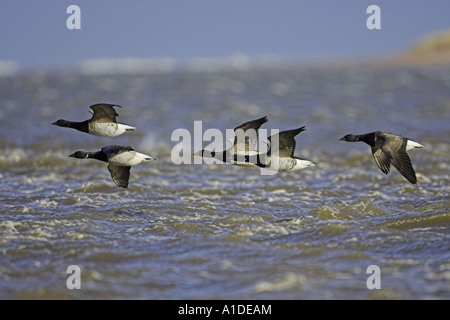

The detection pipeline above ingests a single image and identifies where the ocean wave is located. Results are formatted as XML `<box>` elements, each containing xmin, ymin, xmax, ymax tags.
<box><xmin>379</xmin><ymin>209</ymin><xmax>450</xmax><ymax>229</ymax></box>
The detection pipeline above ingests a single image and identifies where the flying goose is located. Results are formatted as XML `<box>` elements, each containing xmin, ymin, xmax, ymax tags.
<box><xmin>339</xmin><ymin>131</ymin><xmax>424</xmax><ymax>184</ymax></box>
<box><xmin>69</xmin><ymin>145</ymin><xmax>155</xmax><ymax>188</ymax></box>
<box><xmin>194</xmin><ymin>116</ymin><xmax>268</xmax><ymax>165</ymax></box>
<box><xmin>236</xmin><ymin>126</ymin><xmax>316</xmax><ymax>172</ymax></box>
<box><xmin>52</xmin><ymin>103</ymin><xmax>136</xmax><ymax>137</ymax></box>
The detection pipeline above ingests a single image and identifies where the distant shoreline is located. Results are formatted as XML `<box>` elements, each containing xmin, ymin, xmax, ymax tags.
<box><xmin>1</xmin><ymin>29</ymin><xmax>450</xmax><ymax>76</ymax></box>
<box><xmin>361</xmin><ymin>28</ymin><xmax>450</xmax><ymax>67</ymax></box>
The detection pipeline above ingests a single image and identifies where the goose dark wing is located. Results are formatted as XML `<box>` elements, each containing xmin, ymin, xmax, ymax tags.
<box><xmin>232</xmin><ymin>116</ymin><xmax>268</xmax><ymax>155</ymax></box>
<box><xmin>101</xmin><ymin>145</ymin><xmax>134</xmax><ymax>157</ymax></box>
<box><xmin>371</xmin><ymin>148</ymin><xmax>391</xmax><ymax>174</ymax></box>
<box><xmin>379</xmin><ymin>134</ymin><xmax>417</xmax><ymax>184</ymax></box>
<box><xmin>268</xmin><ymin>126</ymin><xmax>305</xmax><ymax>158</ymax></box>
<box><xmin>390</xmin><ymin>149</ymin><xmax>417</xmax><ymax>184</ymax></box>
<box><xmin>107</xmin><ymin>164</ymin><xmax>131</xmax><ymax>188</ymax></box>
<box><xmin>384</xmin><ymin>137</ymin><xmax>417</xmax><ymax>184</ymax></box>
<box><xmin>90</xmin><ymin>104</ymin><xmax>121</xmax><ymax>123</ymax></box>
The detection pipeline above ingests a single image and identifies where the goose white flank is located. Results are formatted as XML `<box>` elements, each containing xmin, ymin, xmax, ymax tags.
<box><xmin>52</xmin><ymin>103</ymin><xmax>136</xmax><ymax>137</ymax></box>
<box><xmin>69</xmin><ymin>145</ymin><xmax>155</xmax><ymax>188</ymax></box>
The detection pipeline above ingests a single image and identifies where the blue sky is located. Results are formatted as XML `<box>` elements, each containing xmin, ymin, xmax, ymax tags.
<box><xmin>1</xmin><ymin>1</ymin><xmax>449</xmax><ymax>68</ymax></box>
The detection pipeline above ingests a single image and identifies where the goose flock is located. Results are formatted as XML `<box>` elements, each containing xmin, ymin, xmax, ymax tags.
<box><xmin>53</xmin><ymin>103</ymin><xmax>424</xmax><ymax>188</ymax></box>
<box><xmin>53</xmin><ymin>103</ymin><xmax>154</xmax><ymax>188</ymax></box>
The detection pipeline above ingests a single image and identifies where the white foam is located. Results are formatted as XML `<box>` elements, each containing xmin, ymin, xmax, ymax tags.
<box><xmin>0</xmin><ymin>60</ymin><xmax>18</xmax><ymax>77</ymax></box>
<box><xmin>0</xmin><ymin>148</ymin><xmax>28</xmax><ymax>164</ymax></box>
<box><xmin>254</xmin><ymin>272</ymin><xmax>308</xmax><ymax>293</ymax></box>
<box><xmin>80</xmin><ymin>57</ymin><xmax>176</xmax><ymax>75</ymax></box>
<box><xmin>35</xmin><ymin>199</ymin><xmax>58</xmax><ymax>208</ymax></box>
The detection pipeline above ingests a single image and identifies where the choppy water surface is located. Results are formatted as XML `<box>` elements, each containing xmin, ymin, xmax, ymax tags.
<box><xmin>0</xmin><ymin>65</ymin><xmax>449</xmax><ymax>299</ymax></box>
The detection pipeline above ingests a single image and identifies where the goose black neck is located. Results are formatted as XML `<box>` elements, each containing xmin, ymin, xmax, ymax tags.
<box><xmin>357</xmin><ymin>133</ymin><xmax>376</xmax><ymax>145</ymax></box>
<box><xmin>61</xmin><ymin>120</ymin><xmax>89</xmax><ymax>133</ymax></box>
<box><xmin>88</xmin><ymin>151</ymin><xmax>108</xmax><ymax>162</ymax></box>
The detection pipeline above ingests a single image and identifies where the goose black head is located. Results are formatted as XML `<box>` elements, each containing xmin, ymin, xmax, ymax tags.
<box><xmin>339</xmin><ymin>134</ymin><xmax>359</xmax><ymax>142</ymax></box>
